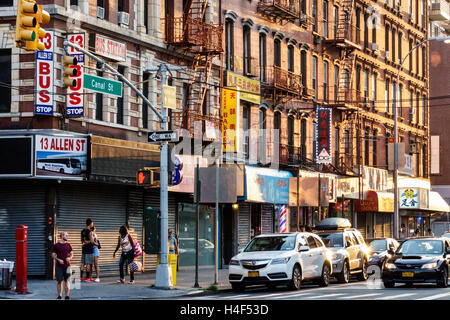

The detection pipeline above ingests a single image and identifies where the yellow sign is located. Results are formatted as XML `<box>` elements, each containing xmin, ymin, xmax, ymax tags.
<box><xmin>226</xmin><ymin>71</ymin><xmax>260</xmax><ymax>104</ymax></box>
<box><xmin>222</xmin><ymin>88</ymin><xmax>240</xmax><ymax>152</ymax></box>
<box><xmin>163</xmin><ymin>85</ymin><xmax>177</xmax><ymax>109</ymax></box>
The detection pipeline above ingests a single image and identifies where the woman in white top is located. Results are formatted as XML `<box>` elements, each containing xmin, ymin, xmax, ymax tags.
<box><xmin>113</xmin><ymin>225</ymin><xmax>135</xmax><ymax>284</ymax></box>
<box><xmin>91</xmin><ymin>226</ymin><xmax>101</xmax><ymax>282</ymax></box>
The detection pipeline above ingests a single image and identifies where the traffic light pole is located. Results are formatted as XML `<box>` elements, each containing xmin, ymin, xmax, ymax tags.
<box><xmin>64</xmin><ymin>40</ymin><xmax>185</xmax><ymax>289</ymax></box>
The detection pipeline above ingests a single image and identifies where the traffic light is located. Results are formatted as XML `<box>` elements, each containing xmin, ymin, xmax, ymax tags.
<box><xmin>25</xmin><ymin>4</ymin><xmax>50</xmax><ymax>51</ymax></box>
<box><xmin>63</xmin><ymin>55</ymin><xmax>78</xmax><ymax>87</ymax></box>
<box><xmin>15</xmin><ymin>0</ymin><xmax>38</xmax><ymax>47</ymax></box>
<box><xmin>136</xmin><ymin>168</ymin><xmax>156</xmax><ymax>186</ymax></box>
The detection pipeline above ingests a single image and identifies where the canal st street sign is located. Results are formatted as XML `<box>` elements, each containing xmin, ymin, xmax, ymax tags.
<box><xmin>83</xmin><ymin>74</ymin><xmax>123</xmax><ymax>97</ymax></box>
<box><xmin>148</xmin><ymin>131</ymin><xmax>179</xmax><ymax>143</ymax></box>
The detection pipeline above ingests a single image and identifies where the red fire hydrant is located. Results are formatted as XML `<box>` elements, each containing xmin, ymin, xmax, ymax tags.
<box><xmin>15</xmin><ymin>225</ymin><xmax>28</xmax><ymax>294</ymax></box>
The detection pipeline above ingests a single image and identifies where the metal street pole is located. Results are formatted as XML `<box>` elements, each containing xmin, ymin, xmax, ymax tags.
<box><xmin>145</xmin><ymin>64</ymin><xmax>185</xmax><ymax>289</ymax></box>
<box><xmin>393</xmin><ymin>36</ymin><xmax>450</xmax><ymax>239</ymax></box>
<box><xmin>194</xmin><ymin>159</ymin><xmax>200</xmax><ymax>288</ymax></box>
<box><xmin>214</xmin><ymin>157</ymin><xmax>219</xmax><ymax>285</ymax></box>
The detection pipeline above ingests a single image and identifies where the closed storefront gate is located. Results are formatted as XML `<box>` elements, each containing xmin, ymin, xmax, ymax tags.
<box><xmin>56</xmin><ymin>182</ymin><xmax>128</xmax><ymax>276</ymax></box>
<box><xmin>0</xmin><ymin>181</ymin><xmax>47</xmax><ymax>276</ymax></box>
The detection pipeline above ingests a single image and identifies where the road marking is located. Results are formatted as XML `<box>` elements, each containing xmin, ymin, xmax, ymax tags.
<box><xmin>417</xmin><ymin>292</ymin><xmax>450</xmax><ymax>300</ymax></box>
<box><xmin>377</xmin><ymin>293</ymin><xmax>416</xmax><ymax>300</ymax></box>
<box><xmin>338</xmin><ymin>293</ymin><xmax>383</xmax><ymax>299</ymax></box>
<box><xmin>272</xmin><ymin>292</ymin><xmax>313</xmax><ymax>300</ymax></box>
<box><xmin>304</xmin><ymin>293</ymin><xmax>346</xmax><ymax>299</ymax></box>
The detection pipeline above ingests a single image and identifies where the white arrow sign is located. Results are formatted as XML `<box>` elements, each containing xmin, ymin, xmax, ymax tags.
<box><xmin>148</xmin><ymin>131</ymin><xmax>179</xmax><ymax>143</ymax></box>
<box><xmin>317</xmin><ymin>149</ymin><xmax>331</xmax><ymax>164</ymax></box>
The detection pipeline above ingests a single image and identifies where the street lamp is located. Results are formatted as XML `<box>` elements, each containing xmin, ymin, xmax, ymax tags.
<box><xmin>392</xmin><ymin>36</ymin><xmax>450</xmax><ymax>239</ymax></box>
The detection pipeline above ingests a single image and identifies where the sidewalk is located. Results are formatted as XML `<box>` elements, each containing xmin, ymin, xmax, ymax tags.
<box><xmin>0</xmin><ymin>266</ymin><xmax>231</xmax><ymax>300</ymax></box>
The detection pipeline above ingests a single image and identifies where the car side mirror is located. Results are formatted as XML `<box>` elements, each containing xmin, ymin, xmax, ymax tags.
<box><xmin>298</xmin><ymin>245</ymin><xmax>309</xmax><ymax>252</ymax></box>
<box><xmin>446</xmin><ymin>248</ymin><xmax>450</xmax><ymax>254</ymax></box>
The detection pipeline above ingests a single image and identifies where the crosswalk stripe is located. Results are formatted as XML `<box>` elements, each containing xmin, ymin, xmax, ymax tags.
<box><xmin>338</xmin><ymin>293</ymin><xmax>383</xmax><ymax>299</ymax></box>
<box><xmin>377</xmin><ymin>293</ymin><xmax>416</xmax><ymax>300</ymax></box>
<box><xmin>417</xmin><ymin>292</ymin><xmax>450</xmax><ymax>300</ymax></box>
<box><xmin>272</xmin><ymin>292</ymin><xmax>313</xmax><ymax>299</ymax></box>
<box><xmin>303</xmin><ymin>293</ymin><xmax>345</xmax><ymax>299</ymax></box>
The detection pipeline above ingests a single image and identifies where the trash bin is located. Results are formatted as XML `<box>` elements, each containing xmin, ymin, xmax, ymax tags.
<box><xmin>0</xmin><ymin>260</ymin><xmax>15</xmax><ymax>290</ymax></box>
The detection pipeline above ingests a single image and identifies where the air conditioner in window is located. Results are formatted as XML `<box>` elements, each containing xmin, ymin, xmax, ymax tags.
<box><xmin>385</xmin><ymin>51</ymin><xmax>390</xmax><ymax>59</ymax></box>
<box><xmin>118</xmin><ymin>11</ymin><xmax>129</xmax><ymax>26</ymax></box>
<box><xmin>371</xmin><ymin>43</ymin><xmax>378</xmax><ymax>51</ymax></box>
<box><xmin>409</xmin><ymin>13</ymin><xmax>414</xmax><ymax>21</ymax></box>
<box><xmin>97</xmin><ymin>6</ymin><xmax>105</xmax><ymax>19</ymax></box>
<box><xmin>410</xmin><ymin>107</ymin><xmax>416</xmax><ymax>120</ymax></box>
<box><xmin>409</xmin><ymin>142</ymin><xmax>418</xmax><ymax>154</ymax></box>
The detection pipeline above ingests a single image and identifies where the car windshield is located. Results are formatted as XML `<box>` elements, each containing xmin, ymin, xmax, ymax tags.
<box><xmin>317</xmin><ymin>233</ymin><xmax>344</xmax><ymax>248</ymax></box>
<box><xmin>370</xmin><ymin>240</ymin><xmax>387</xmax><ymax>252</ymax></box>
<box><xmin>244</xmin><ymin>236</ymin><xmax>296</xmax><ymax>252</ymax></box>
<box><xmin>396</xmin><ymin>239</ymin><xmax>443</xmax><ymax>256</ymax></box>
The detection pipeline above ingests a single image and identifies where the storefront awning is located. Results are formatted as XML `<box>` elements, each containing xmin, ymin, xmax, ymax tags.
<box><xmin>428</xmin><ymin>191</ymin><xmax>450</xmax><ymax>213</ymax></box>
<box><xmin>355</xmin><ymin>190</ymin><xmax>394</xmax><ymax>213</ymax></box>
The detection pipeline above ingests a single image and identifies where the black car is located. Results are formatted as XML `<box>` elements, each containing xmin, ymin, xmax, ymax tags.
<box><xmin>382</xmin><ymin>237</ymin><xmax>450</xmax><ymax>288</ymax></box>
<box><xmin>368</xmin><ymin>238</ymin><xmax>400</xmax><ymax>269</ymax></box>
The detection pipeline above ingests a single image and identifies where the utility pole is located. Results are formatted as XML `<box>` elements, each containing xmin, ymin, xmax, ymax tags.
<box><xmin>145</xmin><ymin>64</ymin><xmax>185</xmax><ymax>289</ymax></box>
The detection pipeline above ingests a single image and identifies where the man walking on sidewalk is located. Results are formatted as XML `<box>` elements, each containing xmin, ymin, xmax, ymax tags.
<box><xmin>80</xmin><ymin>218</ymin><xmax>95</xmax><ymax>282</ymax></box>
<box><xmin>51</xmin><ymin>231</ymin><xmax>73</xmax><ymax>300</ymax></box>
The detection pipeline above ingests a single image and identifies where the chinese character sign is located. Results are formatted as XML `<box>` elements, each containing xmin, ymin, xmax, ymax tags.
<box><xmin>399</xmin><ymin>188</ymin><xmax>419</xmax><ymax>209</ymax></box>
<box><xmin>315</xmin><ymin>107</ymin><xmax>332</xmax><ymax>165</ymax></box>
<box><xmin>222</xmin><ymin>88</ymin><xmax>240</xmax><ymax>152</ymax></box>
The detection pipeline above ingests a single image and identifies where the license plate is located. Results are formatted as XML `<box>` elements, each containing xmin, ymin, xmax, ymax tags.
<box><xmin>402</xmin><ymin>272</ymin><xmax>414</xmax><ymax>278</ymax></box>
<box><xmin>248</xmin><ymin>271</ymin><xmax>259</xmax><ymax>277</ymax></box>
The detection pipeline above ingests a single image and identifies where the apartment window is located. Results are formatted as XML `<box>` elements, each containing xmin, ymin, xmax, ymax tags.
<box><xmin>97</xmin><ymin>0</ymin><xmax>109</xmax><ymax>20</ymax></box>
<box><xmin>243</xmin><ymin>26</ymin><xmax>251</xmax><ymax>75</ymax></box>
<box><xmin>421</xmin><ymin>0</ymin><xmax>425</xmax><ymax>27</ymax></box>
<box><xmin>344</xmin><ymin>130</ymin><xmax>351</xmax><ymax>157</ymax></box>
<box><xmin>323</xmin><ymin>0</ymin><xmax>328</xmax><ymax>38</ymax></box>
<box><xmin>118</xmin><ymin>0</ymin><xmax>128</xmax><ymax>13</ymax></box>
<box><xmin>312</xmin><ymin>56</ymin><xmax>318</xmax><ymax>99</ymax></box>
<box><xmin>301</xmin><ymin>0</ymin><xmax>307</xmax><ymax>13</ymax></box>
<box><xmin>416</xmin><ymin>93</ymin><xmax>420</xmax><ymax>124</ymax></box>
<box><xmin>356</xmin><ymin>65</ymin><xmax>361</xmax><ymax>97</ymax></box>
<box><xmin>96</xmin><ymin>62</ymin><xmax>103</xmax><ymax>121</ymax></box>
<box><xmin>323</xmin><ymin>61</ymin><xmax>329</xmax><ymax>102</ymax></box>
<box><xmin>288</xmin><ymin>45</ymin><xmax>294</xmax><ymax>72</ymax></box>
<box><xmin>0</xmin><ymin>0</ymin><xmax>14</xmax><ymax>5</ymax></box>
<box><xmin>333</xmin><ymin>6</ymin><xmax>338</xmax><ymax>39</ymax></box>
<box><xmin>399</xmin><ymin>84</ymin><xmax>403</xmax><ymax>116</ymax></box>
<box><xmin>385</xmin><ymin>79</ymin><xmax>389</xmax><ymax>113</ymax></box>
<box><xmin>274</xmin><ymin>111</ymin><xmax>281</xmax><ymax>131</ymax></box>
<box><xmin>334</xmin><ymin>127</ymin><xmax>340</xmax><ymax>167</ymax></box>
<box><xmin>70</xmin><ymin>0</ymin><xmax>78</xmax><ymax>5</ymax></box>
<box><xmin>385</xmin><ymin>26</ymin><xmax>389</xmax><ymax>57</ymax></box>
<box><xmin>202</xmin><ymin>89</ymin><xmax>210</xmax><ymax>116</ymax></box>
<box><xmin>225</xmin><ymin>19</ymin><xmax>234</xmax><ymax>70</ymax></box>
<box><xmin>408</xmin><ymin>0</ymin><xmax>412</xmax><ymax>15</ymax></box>
<box><xmin>364</xmin><ymin>69</ymin><xmax>369</xmax><ymax>101</ymax></box>
<box><xmin>422</xmin><ymin>46</ymin><xmax>426</xmax><ymax>77</ymax></box>
<box><xmin>117</xmin><ymin>65</ymin><xmax>125</xmax><ymax>124</ymax></box>
<box><xmin>274</xmin><ymin>39</ymin><xmax>281</xmax><ymax>67</ymax></box>
<box><xmin>392</xmin><ymin>29</ymin><xmax>396</xmax><ymax>63</ymax></box>
<box><xmin>364</xmin><ymin>12</ymin><xmax>369</xmax><ymax>49</ymax></box>
<box><xmin>240</xmin><ymin>105</ymin><xmax>248</xmax><ymax>159</ymax></box>
<box><xmin>182</xmin><ymin>83</ymin><xmax>190</xmax><ymax>110</ymax></box>
<box><xmin>373</xmin><ymin>130</ymin><xmax>377</xmax><ymax>166</ymax></box>
<box><xmin>372</xmin><ymin>18</ymin><xmax>377</xmax><ymax>45</ymax></box>
<box><xmin>422</xmin><ymin>144</ymin><xmax>427</xmax><ymax>177</ymax></box>
<box><xmin>398</xmin><ymin>32</ymin><xmax>402</xmax><ymax>63</ymax></box>
<box><xmin>334</xmin><ymin>65</ymin><xmax>339</xmax><ymax>102</ymax></box>
<box><xmin>312</xmin><ymin>0</ymin><xmax>318</xmax><ymax>32</ymax></box>
<box><xmin>259</xmin><ymin>108</ymin><xmax>267</xmax><ymax>162</ymax></box>
<box><xmin>301</xmin><ymin>119</ymin><xmax>307</xmax><ymax>159</ymax></box>
<box><xmin>416</xmin><ymin>41</ymin><xmax>419</xmax><ymax>75</ymax></box>
<box><xmin>385</xmin><ymin>134</ymin><xmax>390</xmax><ymax>168</ymax></box>
<box><xmin>371</xmin><ymin>73</ymin><xmax>376</xmax><ymax>104</ymax></box>
<box><xmin>313</xmin><ymin>122</ymin><xmax>317</xmax><ymax>161</ymax></box>
<box><xmin>415</xmin><ymin>0</ymin><xmax>419</xmax><ymax>24</ymax></box>
<box><xmin>259</xmin><ymin>33</ymin><xmax>267</xmax><ymax>82</ymax></box>
<box><xmin>365</xmin><ymin>128</ymin><xmax>370</xmax><ymax>165</ymax></box>
<box><xmin>301</xmin><ymin>50</ymin><xmax>307</xmax><ymax>89</ymax></box>
<box><xmin>0</xmin><ymin>49</ymin><xmax>11</xmax><ymax>113</ymax></box>
<box><xmin>142</xmin><ymin>72</ymin><xmax>150</xmax><ymax>129</ymax></box>
<box><xmin>288</xmin><ymin>116</ymin><xmax>294</xmax><ymax>153</ymax></box>
<box><xmin>410</xmin><ymin>90</ymin><xmax>414</xmax><ymax>122</ymax></box>
<box><xmin>409</xmin><ymin>39</ymin><xmax>413</xmax><ymax>72</ymax></box>
<box><xmin>356</xmin><ymin>8</ymin><xmax>361</xmax><ymax>44</ymax></box>
<box><xmin>422</xmin><ymin>95</ymin><xmax>426</xmax><ymax>126</ymax></box>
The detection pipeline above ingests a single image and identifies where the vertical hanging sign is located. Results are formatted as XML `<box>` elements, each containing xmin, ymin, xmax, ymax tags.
<box><xmin>35</xmin><ymin>31</ymin><xmax>54</xmax><ymax>115</ymax></box>
<box><xmin>315</xmin><ymin>106</ymin><xmax>332</xmax><ymax>165</ymax></box>
<box><xmin>222</xmin><ymin>88</ymin><xmax>240</xmax><ymax>153</ymax></box>
<box><xmin>66</xmin><ymin>33</ymin><xmax>85</xmax><ymax>117</ymax></box>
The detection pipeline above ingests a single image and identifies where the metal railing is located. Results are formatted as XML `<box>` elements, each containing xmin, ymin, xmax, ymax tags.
<box><xmin>264</xmin><ymin>66</ymin><xmax>302</xmax><ymax>95</ymax></box>
<box><xmin>257</xmin><ymin>0</ymin><xmax>300</xmax><ymax>18</ymax></box>
<box><xmin>171</xmin><ymin>108</ymin><xmax>222</xmax><ymax>140</ymax></box>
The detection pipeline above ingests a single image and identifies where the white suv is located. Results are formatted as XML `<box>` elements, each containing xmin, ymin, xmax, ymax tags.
<box><xmin>228</xmin><ymin>232</ymin><xmax>333</xmax><ymax>291</ymax></box>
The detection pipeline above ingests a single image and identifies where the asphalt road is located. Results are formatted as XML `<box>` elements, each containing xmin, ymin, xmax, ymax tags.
<box><xmin>181</xmin><ymin>278</ymin><xmax>450</xmax><ymax>300</ymax></box>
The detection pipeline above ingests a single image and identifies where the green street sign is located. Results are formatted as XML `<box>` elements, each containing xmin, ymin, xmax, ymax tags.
<box><xmin>83</xmin><ymin>73</ymin><xmax>123</xmax><ymax>97</ymax></box>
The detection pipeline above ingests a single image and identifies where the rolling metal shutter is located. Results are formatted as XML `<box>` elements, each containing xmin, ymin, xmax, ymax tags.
<box><xmin>357</xmin><ymin>212</ymin><xmax>367</xmax><ymax>239</ymax></box>
<box><xmin>127</xmin><ymin>188</ymin><xmax>144</xmax><ymax>270</ymax></box>
<box><xmin>376</xmin><ymin>214</ymin><xmax>384</xmax><ymax>238</ymax></box>
<box><xmin>261</xmin><ymin>204</ymin><xmax>274</xmax><ymax>234</ymax></box>
<box><xmin>56</xmin><ymin>182</ymin><xmax>127</xmax><ymax>276</ymax></box>
<box><xmin>238</xmin><ymin>202</ymin><xmax>251</xmax><ymax>250</ymax></box>
<box><xmin>0</xmin><ymin>181</ymin><xmax>46</xmax><ymax>276</ymax></box>
<box><xmin>384</xmin><ymin>214</ymin><xmax>393</xmax><ymax>238</ymax></box>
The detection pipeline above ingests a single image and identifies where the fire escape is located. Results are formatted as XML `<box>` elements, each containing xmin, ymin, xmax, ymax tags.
<box><xmin>162</xmin><ymin>0</ymin><xmax>223</xmax><ymax>141</ymax></box>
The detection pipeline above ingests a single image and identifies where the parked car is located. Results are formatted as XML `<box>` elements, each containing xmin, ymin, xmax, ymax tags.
<box><xmin>368</xmin><ymin>238</ymin><xmax>400</xmax><ymax>270</ymax></box>
<box><xmin>228</xmin><ymin>232</ymin><xmax>333</xmax><ymax>291</ymax></box>
<box><xmin>382</xmin><ymin>237</ymin><xmax>450</xmax><ymax>288</ymax></box>
<box><xmin>442</xmin><ymin>232</ymin><xmax>450</xmax><ymax>240</ymax></box>
<box><xmin>315</xmin><ymin>218</ymin><xmax>370</xmax><ymax>283</ymax></box>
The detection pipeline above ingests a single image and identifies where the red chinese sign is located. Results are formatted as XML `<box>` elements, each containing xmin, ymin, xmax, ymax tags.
<box><xmin>315</xmin><ymin>107</ymin><xmax>332</xmax><ymax>164</ymax></box>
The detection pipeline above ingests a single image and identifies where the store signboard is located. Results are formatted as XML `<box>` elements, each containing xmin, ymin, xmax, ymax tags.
<box><xmin>399</xmin><ymin>188</ymin><xmax>429</xmax><ymax>210</ymax></box>
<box><xmin>95</xmin><ymin>34</ymin><xmax>127</xmax><ymax>62</ymax></box>
<box><xmin>245</xmin><ymin>166</ymin><xmax>292</xmax><ymax>204</ymax></box>
<box><xmin>315</xmin><ymin>107</ymin><xmax>332</xmax><ymax>165</ymax></box>
<box><xmin>226</xmin><ymin>71</ymin><xmax>260</xmax><ymax>104</ymax></box>
<box><xmin>35</xmin><ymin>134</ymin><xmax>88</xmax><ymax>180</ymax></box>
<box><xmin>222</xmin><ymin>88</ymin><xmax>240</xmax><ymax>153</ymax></box>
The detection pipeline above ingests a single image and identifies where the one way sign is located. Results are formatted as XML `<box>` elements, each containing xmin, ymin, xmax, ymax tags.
<box><xmin>148</xmin><ymin>130</ymin><xmax>179</xmax><ymax>143</ymax></box>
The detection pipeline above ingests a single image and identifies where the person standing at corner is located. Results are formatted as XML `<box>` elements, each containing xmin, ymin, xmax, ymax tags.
<box><xmin>91</xmin><ymin>226</ymin><xmax>101</xmax><ymax>282</ymax></box>
<box><xmin>168</xmin><ymin>229</ymin><xmax>179</xmax><ymax>270</ymax></box>
<box><xmin>80</xmin><ymin>218</ymin><xmax>95</xmax><ymax>282</ymax></box>
<box><xmin>51</xmin><ymin>231</ymin><xmax>73</xmax><ymax>300</ymax></box>
<box><xmin>113</xmin><ymin>225</ymin><xmax>136</xmax><ymax>284</ymax></box>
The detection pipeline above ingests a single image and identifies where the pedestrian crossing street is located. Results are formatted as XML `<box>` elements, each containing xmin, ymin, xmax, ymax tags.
<box><xmin>187</xmin><ymin>282</ymin><xmax>450</xmax><ymax>301</ymax></box>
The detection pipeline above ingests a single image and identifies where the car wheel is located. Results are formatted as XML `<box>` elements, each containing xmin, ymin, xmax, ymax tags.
<box><xmin>319</xmin><ymin>263</ymin><xmax>331</xmax><ymax>287</ymax></box>
<box><xmin>337</xmin><ymin>260</ymin><xmax>350</xmax><ymax>283</ymax></box>
<box><xmin>383</xmin><ymin>281</ymin><xmax>395</xmax><ymax>288</ymax></box>
<box><xmin>288</xmin><ymin>265</ymin><xmax>302</xmax><ymax>290</ymax></box>
<box><xmin>437</xmin><ymin>267</ymin><xmax>448</xmax><ymax>288</ymax></box>
<box><xmin>357</xmin><ymin>258</ymin><xmax>369</xmax><ymax>281</ymax></box>
<box><xmin>231</xmin><ymin>283</ymin><xmax>246</xmax><ymax>292</ymax></box>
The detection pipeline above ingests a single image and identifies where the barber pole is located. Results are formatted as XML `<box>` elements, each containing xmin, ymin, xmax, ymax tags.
<box><xmin>279</xmin><ymin>205</ymin><xmax>287</xmax><ymax>233</ymax></box>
